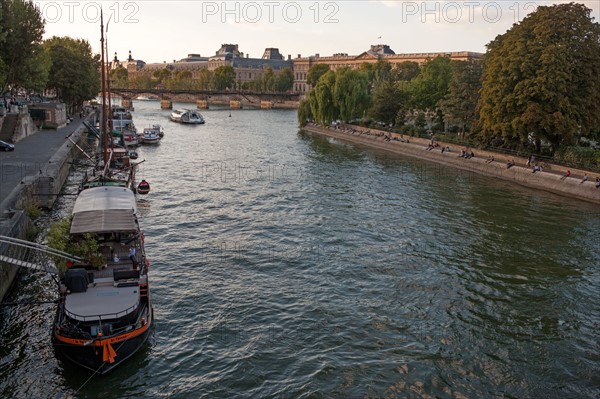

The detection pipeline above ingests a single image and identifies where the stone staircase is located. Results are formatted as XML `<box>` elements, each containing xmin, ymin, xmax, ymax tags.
<box><xmin>0</xmin><ymin>113</ymin><xmax>19</xmax><ymax>142</ymax></box>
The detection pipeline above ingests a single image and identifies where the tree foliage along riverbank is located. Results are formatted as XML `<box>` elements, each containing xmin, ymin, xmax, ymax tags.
<box><xmin>0</xmin><ymin>0</ymin><xmax>100</xmax><ymax>112</ymax></box>
<box><xmin>112</xmin><ymin>64</ymin><xmax>295</xmax><ymax>93</ymax></box>
<box><xmin>298</xmin><ymin>3</ymin><xmax>600</xmax><ymax>160</ymax></box>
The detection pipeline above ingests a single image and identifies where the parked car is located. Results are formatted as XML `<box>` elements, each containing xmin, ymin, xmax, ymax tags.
<box><xmin>0</xmin><ymin>140</ymin><xmax>15</xmax><ymax>151</ymax></box>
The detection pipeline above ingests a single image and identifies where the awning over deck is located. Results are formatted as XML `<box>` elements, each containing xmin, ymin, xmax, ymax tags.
<box><xmin>70</xmin><ymin>187</ymin><xmax>138</xmax><ymax>235</ymax></box>
<box><xmin>70</xmin><ymin>209</ymin><xmax>137</xmax><ymax>235</ymax></box>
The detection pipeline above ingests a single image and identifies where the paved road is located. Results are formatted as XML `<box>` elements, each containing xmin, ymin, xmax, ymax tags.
<box><xmin>0</xmin><ymin>117</ymin><xmax>85</xmax><ymax>202</ymax></box>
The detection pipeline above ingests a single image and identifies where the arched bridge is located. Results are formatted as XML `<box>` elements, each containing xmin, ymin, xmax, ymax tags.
<box><xmin>109</xmin><ymin>88</ymin><xmax>300</xmax><ymax>108</ymax></box>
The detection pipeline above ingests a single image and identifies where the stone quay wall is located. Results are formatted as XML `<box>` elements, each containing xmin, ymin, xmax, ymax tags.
<box><xmin>302</xmin><ymin>123</ymin><xmax>600</xmax><ymax>205</ymax></box>
<box><xmin>0</xmin><ymin>124</ymin><xmax>89</xmax><ymax>302</ymax></box>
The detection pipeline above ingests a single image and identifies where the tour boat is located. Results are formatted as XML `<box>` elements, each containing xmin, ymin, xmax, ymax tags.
<box><xmin>135</xmin><ymin>95</ymin><xmax>159</xmax><ymax>101</ymax></box>
<box><xmin>170</xmin><ymin>109</ymin><xmax>205</xmax><ymax>124</ymax></box>
<box><xmin>52</xmin><ymin>186</ymin><xmax>153</xmax><ymax>374</ymax></box>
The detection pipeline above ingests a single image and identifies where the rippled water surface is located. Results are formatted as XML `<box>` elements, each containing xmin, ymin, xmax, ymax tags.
<box><xmin>1</xmin><ymin>102</ymin><xmax>599</xmax><ymax>398</ymax></box>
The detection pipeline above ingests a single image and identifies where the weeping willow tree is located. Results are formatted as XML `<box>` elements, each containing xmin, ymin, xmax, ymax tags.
<box><xmin>301</xmin><ymin>68</ymin><xmax>370</xmax><ymax>127</ymax></box>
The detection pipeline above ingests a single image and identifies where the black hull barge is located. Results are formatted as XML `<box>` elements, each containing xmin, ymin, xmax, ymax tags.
<box><xmin>52</xmin><ymin>186</ymin><xmax>153</xmax><ymax>374</ymax></box>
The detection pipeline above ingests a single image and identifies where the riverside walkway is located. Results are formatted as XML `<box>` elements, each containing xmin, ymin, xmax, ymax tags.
<box><xmin>303</xmin><ymin>123</ymin><xmax>600</xmax><ymax>204</ymax></box>
<box><xmin>0</xmin><ymin>117</ymin><xmax>85</xmax><ymax>206</ymax></box>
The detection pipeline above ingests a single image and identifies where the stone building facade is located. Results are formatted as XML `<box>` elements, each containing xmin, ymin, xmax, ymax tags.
<box><xmin>130</xmin><ymin>44</ymin><xmax>293</xmax><ymax>87</ymax></box>
<box><xmin>292</xmin><ymin>44</ymin><xmax>483</xmax><ymax>93</ymax></box>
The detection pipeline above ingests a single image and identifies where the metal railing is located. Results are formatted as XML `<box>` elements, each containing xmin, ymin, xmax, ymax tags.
<box><xmin>63</xmin><ymin>298</ymin><xmax>140</xmax><ymax>322</ymax></box>
<box><xmin>0</xmin><ymin>235</ymin><xmax>82</xmax><ymax>275</ymax></box>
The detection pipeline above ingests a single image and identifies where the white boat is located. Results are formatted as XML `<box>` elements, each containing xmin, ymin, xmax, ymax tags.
<box><xmin>111</xmin><ymin>106</ymin><xmax>138</xmax><ymax>145</ymax></box>
<box><xmin>140</xmin><ymin>126</ymin><xmax>160</xmax><ymax>145</ymax></box>
<box><xmin>151</xmin><ymin>124</ymin><xmax>164</xmax><ymax>138</ymax></box>
<box><xmin>136</xmin><ymin>95</ymin><xmax>159</xmax><ymax>101</ymax></box>
<box><xmin>170</xmin><ymin>109</ymin><xmax>205</xmax><ymax>124</ymax></box>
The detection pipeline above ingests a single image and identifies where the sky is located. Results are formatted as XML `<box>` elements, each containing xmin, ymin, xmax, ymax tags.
<box><xmin>36</xmin><ymin>0</ymin><xmax>600</xmax><ymax>63</ymax></box>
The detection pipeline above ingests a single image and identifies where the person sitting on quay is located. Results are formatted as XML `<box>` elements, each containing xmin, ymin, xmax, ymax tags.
<box><xmin>506</xmin><ymin>159</ymin><xmax>516</xmax><ymax>169</ymax></box>
<box><xmin>532</xmin><ymin>164</ymin><xmax>542</xmax><ymax>173</ymax></box>
<box><xmin>462</xmin><ymin>149</ymin><xmax>474</xmax><ymax>159</ymax></box>
<box><xmin>580</xmin><ymin>173</ymin><xmax>589</xmax><ymax>184</ymax></box>
<box><xmin>485</xmin><ymin>156</ymin><xmax>494</xmax><ymax>164</ymax></box>
<box><xmin>596</xmin><ymin>177</ymin><xmax>600</xmax><ymax>188</ymax></box>
<box><xmin>426</xmin><ymin>143</ymin><xmax>434</xmax><ymax>151</ymax></box>
<box><xmin>560</xmin><ymin>170</ymin><xmax>571</xmax><ymax>180</ymax></box>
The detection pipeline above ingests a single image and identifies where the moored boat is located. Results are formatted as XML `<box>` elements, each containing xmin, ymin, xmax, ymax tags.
<box><xmin>170</xmin><ymin>109</ymin><xmax>205</xmax><ymax>124</ymax></box>
<box><xmin>140</xmin><ymin>126</ymin><xmax>160</xmax><ymax>145</ymax></box>
<box><xmin>112</xmin><ymin>106</ymin><xmax>138</xmax><ymax>146</ymax></box>
<box><xmin>52</xmin><ymin>186</ymin><xmax>153</xmax><ymax>374</ymax></box>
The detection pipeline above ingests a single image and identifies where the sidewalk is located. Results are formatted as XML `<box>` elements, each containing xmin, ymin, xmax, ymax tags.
<box><xmin>0</xmin><ymin>117</ymin><xmax>85</xmax><ymax>203</ymax></box>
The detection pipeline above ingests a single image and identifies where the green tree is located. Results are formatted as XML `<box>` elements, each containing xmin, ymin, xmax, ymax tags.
<box><xmin>409</xmin><ymin>56</ymin><xmax>452</xmax><ymax>111</ymax></box>
<box><xmin>153</xmin><ymin>68</ymin><xmax>172</xmax><ymax>84</ymax></box>
<box><xmin>0</xmin><ymin>0</ymin><xmax>46</xmax><ymax>95</ymax></box>
<box><xmin>359</xmin><ymin>60</ymin><xmax>393</xmax><ymax>90</ymax></box>
<box><xmin>414</xmin><ymin>111</ymin><xmax>427</xmax><ymax>133</ymax></box>
<box><xmin>0</xmin><ymin>5</ymin><xmax>5</xmax><ymax>79</ymax></box>
<box><xmin>333</xmin><ymin>67</ymin><xmax>370</xmax><ymax>122</ymax></box>
<box><xmin>44</xmin><ymin>36</ymin><xmax>100</xmax><ymax>113</ymax></box>
<box><xmin>368</xmin><ymin>60</ymin><xmax>393</xmax><ymax>89</ymax></box>
<box><xmin>275</xmin><ymin>67</ymin><xmax>294</xmax><ymax>92</ymax></box>
<box><xmin>310</xmin><ymin>70</ymin><xmax>337</xmax><ymax>126</ymax></box>
<box><xmin>307</xmin><ymin>64</ymin><xmax>330</xmax><ymax>87</ymax></box>
<box><xmin>369</xmin><ymin>80</ymin><xmax>406</xmax><ymax>126</ymax></box>
<box><xmin>197</xmin><ymin>68</ymin><xmax>213</xmax><ymax>90</ymax></box>
<box><xmin>393</xmin><ymin>61</ymin><xmax>420</xmax><ymax>82</ymax></box>
<box><xmin>19</xmin><ymin>45</ymin><xmax>50</xmax><ymax>93</ymax></box>
<box><xmin>262</xmin><ymin>67</ymin><xmax>275</xmax><ymax>91</ymax></box>
<box><xmin>166</xmin><ymin>70</ymin><xmax>193</xmax><ymax>89</ymax></box>
<box><xmin>110</xmin><ymin>66</ymin><xmax>128</xmax><ymax>88</ymax></box>
<box><xmin>297</xmin><ymin>98</ymin><xmax>312</xmax><ymax>127</ymax></box>
<box><xmin>439</xmin><ymin>60</ymin><xmax>483</xmax><ymax>138</ymax></box>
<box><xmin>129</xmin><ymin>73</ymin><xmax>153</xmax><ymax>89</ymax></box>
<box><xmin>213</xmin><ymin>65</ymin><xmax>235</xmax><ymax>90</ymax></box>
<box><xmin>478</xmin><ymin>2</ymin><xmax>600</xmax><ymax>152</ymax></box>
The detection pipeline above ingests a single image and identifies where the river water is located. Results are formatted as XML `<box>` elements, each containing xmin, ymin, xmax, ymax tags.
<box><xmin>1</xmin><ymin>101</ymin><xmax>599</xmax><ymax>398</ymax></box>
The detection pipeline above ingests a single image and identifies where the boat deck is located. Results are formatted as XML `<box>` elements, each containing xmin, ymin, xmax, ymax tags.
<box><xmin>64</xmin><ymin>284</ymin><xmax>140</xmax><ymax>322</ymax></box>
<box><xmin>63</xmin><ymin>243</ymin><xmax>143</xmax><ymax>322</ymax></box>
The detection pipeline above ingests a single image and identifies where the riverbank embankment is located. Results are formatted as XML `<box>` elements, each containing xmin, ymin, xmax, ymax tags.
<box><xmin>302</xmin><ymin>123</ymin><xmax>600</xmax><ymax>205</ymax></box>
<box><xmin>0</xmin><ymin>119</ymin><xmax>91</xmax><ymax>302</ymax></box>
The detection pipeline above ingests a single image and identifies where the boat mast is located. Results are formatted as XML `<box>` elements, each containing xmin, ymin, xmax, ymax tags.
<box><xmin>105</xmin><ymin>18</ymin><xmax>114</xmax><ymax>155</ymax></box>
<box><xmin>100</xmin><ymin>9</ymin><xmax>108</xmax><ymax>166</ymax></box>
